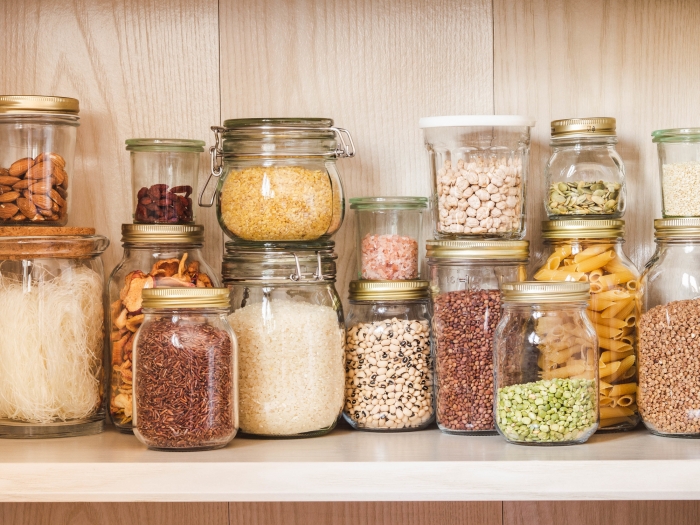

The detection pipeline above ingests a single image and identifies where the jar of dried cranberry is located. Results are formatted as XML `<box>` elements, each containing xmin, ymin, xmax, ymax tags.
<box><xmin>427</xmin><ymin>239</ymin><xmax>529</xmax><ymax>435</ymax></box>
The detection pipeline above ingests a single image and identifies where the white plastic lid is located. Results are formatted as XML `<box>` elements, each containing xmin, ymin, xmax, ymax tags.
<box><xmin>419</xmin><ymin>115</ymin><xmax>536</xmax><ymax>128</ymax></box>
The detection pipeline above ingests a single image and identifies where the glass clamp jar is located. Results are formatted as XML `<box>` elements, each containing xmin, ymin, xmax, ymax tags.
<box><xmin>533</xmin><ymin>219</ymin><xmax>640</xmax><ymax>432</ymax></box>
<box><xmin>494</xmin><ymin>282</ymin><xmax>599</xmax><ymax>445</ymax></box>
<box><xmin>350</xmin><ymin>196</ymin><xmax>427</xmax><ymax>280</ymax></box>
<box><xmin>223</xmin><ymin>240</ymin><xmax>345</xmax><ymax>438</ymax></box>
<box><xmin>426</xmin><ymin>240</ymin><xmax>529</xmax><ymax>435</ymax></box>
<box><xmin>126</xmin><ymin>138</ymin><xmax>204</xmax><ymax>224</ymax></box>
<box><xmin>201</xmin><ymin>118</ymin><xmax>355</xmax><ymax>242</ymax></box>
<box><xmin>639</xmin><ymin>218</ymin><xmax>700</xmax><ymax>437</ymax></box>
<box><xmin>133</xmin><ymin>287</ymin><xmax>238</xmax><ymax>451</ymax></box>
<box><xmin>419</xmin><ymin>115</ymin><xmax>535</xmax><ymax>239</ymax></box>
<box><xmin>0</xmin><ymin>95</ymin><xmax>79</xmax><ymax>225</ymax></box>
<box><xmin>107</xmin><ymin>223</ymin><xmax>220</xmax><ymax>432</ymax></box>
<box><xmin>652</xmin><ymin>128</ymin><xmax>700</xmax><ymax>217</ymax></box>
<box><xmin>343</xmin><ymin>280</ymin><xmax>434</xmax><ymax>431</ymax></box>
<box><xmin>0</xmin><ymin>226</ymin><xmax>108</xmax><ymax>438</ymax></box>
<box><xmin>545</xmin><ymin>117</ymin><xmax>625</xmax><ymax>219</ymax></box>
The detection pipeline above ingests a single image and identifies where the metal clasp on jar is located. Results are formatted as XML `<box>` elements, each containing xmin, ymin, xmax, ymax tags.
<box><xmin>289</xmin><ymin>251</ymin><xmax>327</xmax><ymax>282</ymax></box>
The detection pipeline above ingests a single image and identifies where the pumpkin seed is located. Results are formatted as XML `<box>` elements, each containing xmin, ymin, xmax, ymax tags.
<box><xmin>547</xmin><ymin>180</ymin><xmax>621</xmax><ymax>216</ymax></box>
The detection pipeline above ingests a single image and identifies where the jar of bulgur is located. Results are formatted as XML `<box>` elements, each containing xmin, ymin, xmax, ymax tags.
<box><xmin>201</xmin><ymin>118</ymin><xmax>355</xmax><ymax>242</ymax></box>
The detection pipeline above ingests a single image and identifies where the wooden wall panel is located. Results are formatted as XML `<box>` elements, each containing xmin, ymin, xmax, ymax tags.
<box><xmin>0</xmin><ymin>0</ymin><xmax>221</xmax><ymax>271</ymax></box>
<box><xmin>219</xmin><ymin>0</ymin><xmax>494</xmax><ymax>300</ymax></box>
<box><xmin>494</xmin><ymin>0</ymin><xmax>700</xmax><ymax>270</ymax></box>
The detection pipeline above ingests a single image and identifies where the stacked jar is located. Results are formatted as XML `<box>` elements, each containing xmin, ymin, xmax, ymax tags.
<box><xmin>202</xmin><ymin>118</ymin><xmax>355</xmax><ymax>438</ymax></box>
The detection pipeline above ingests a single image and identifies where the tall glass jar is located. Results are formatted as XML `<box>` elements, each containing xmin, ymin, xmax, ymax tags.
<box><xmin>343</xmin><ymin>280</ymin><xmax>434</xmax><ymax>431</ymax></box>
<box><xmin>545</xmin><ymin>118</ymin><xmax>625</xmax><ymax>219</ymax></box>
<box><xmin>533</xmin><ymin>220</ymin><xmax>640</xmax><ymax>432</ymax></box>
<box><xmin>127</xmin><ymin>138</ymin><xmax>204</xmax><ymax>224</ymax></box>
<box><xmin>419</xmin><ymin>115</ymin><xmax>535</xmax><ymax>239</ymax></box>
<box><xmin>652</xmin><ymin>128</ymin><xmax>700</xmax><ymax>217</ymax></box>
<box><xmin>494</xmin><ymin>282</ymin><xmax>599</xmax><ymax>445</ymax></box>
<box><xmin>427</xmin><ymin>240</ymin><xmax>529</xmax><ymax>435</ymax></box>
<box><xmin>133</xmin><ymin>288</ymin><xmax>238</xmax><ymax>451</ymax></box>
<box><xmin>107</xmin><ymin>224</ymin><xmax>220</xmax><ymax>432</ymax></box>
<box><xmin>0</xmin><ymin>96</ymin><xmax>78</xmax><ymax>225</ymax></box>
<box><xmin>201</xmin><ymin>118</ymin><xmax>355</xmax><ymax>242</ymax></box>
<box><xmin>639</xmin><ymin>218</ymin><xmax>700</xmax><ymax>437</ymax></box>
<box><xmin>350</xmin><ymin>196</ymin><xmax>427</xmax><ymax>280</ymax></box>
<box><xmin>223</xmin><ymin>240</ymin><xmax>345</xmax><ymax>437</ymax></box>
<box><xmin>0</xmin><ymin>227</ymin><xmax>108</xmax><ymax>438</ymax></box>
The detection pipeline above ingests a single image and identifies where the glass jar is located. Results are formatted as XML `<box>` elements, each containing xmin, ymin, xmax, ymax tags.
<box><xmin>126</xmin><ymin>138</ymin><xmax>204</xmax><ymax>224</ymax></box>
<box><xmin>343</xmin><ymin>280</ymin><xmax>434</xmax><ymax>431</ymax></box>
<box><xmin>533</xmin><ymin>219</ymin><xmax>640</xmax><ymax>432</ymax></box>
<box><xmin>419</xmin><ymin>115</ymin><xmax>535</xmax><ymax>239</ymax></box>
<box><xmin>652</xmin><ymin>128</ymin><xmax>700</xmax><ymax>217</ymax></box>
<box><xmin>638</xmin><ymin>218</ymin><xmax>700</xmax><ymax>437</ymax></box>
<box><xmin>133</xmin><ymin>288</ymin><xmax>237</xmax><ymax>451</ymax></box>
<box><xmin>545</xmin><ymin>118</ymin><xmax>625</xmax><ymax>219</ymax></box>
<box><xmin>0</xmin><ymin>96</ymin><xmax>79</xmax><ymax>226</ymax></box>
<box><xmin>201</xmin><ymin>118</ymin><xmax>355</xmax><ymax>242</ymax></box>
<box><xmin>426</xmin><ymin>240</ymin><xmax>529</xmax><ymax>435</ymax></box>
<box><xmin>107</xmin><ymin>224</ymin><xmax>220</xmax><ymax>432</ymax></box>
<box><xmin>350</xmin><ymin>196</ymin><xmax>427</xmax><ymax>280</ymax></box>
<box><xmin>494</xmin><ymin>282</ymin><xmax>599</xmax><ymax>445</ymax></box>
<box><xmin>223</xmin><ymin>240</ymin><xmax>345</xmax><ymax>437</ymax></box>
<box><xmin>0</xmin><ymin>227</ymin><xmax>108</xmax><ymax>437</ymax></box>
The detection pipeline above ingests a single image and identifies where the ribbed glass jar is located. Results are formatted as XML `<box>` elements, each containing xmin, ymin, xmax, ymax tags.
<box><xmin>652</xmin><ymin>128</ymin><xmax>700</xmax><ymax>217</ymax></box>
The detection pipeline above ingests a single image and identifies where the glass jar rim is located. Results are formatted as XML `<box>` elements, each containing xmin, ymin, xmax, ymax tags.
<box><xmin>419</xmin><ymin>115</ymin><xmax>535</xmax><ymax>128</ymax></box>
<box><xmin>652</xmin><ymin>128</ymin><xmax>700</xmax><ymax>143</ymax></box>
<box><xmin>550</xmin><ymin>135</ymin><xmax>618</xmax><ymax>145</ymax></box>
<box><xmin>349</xmin><ymin>196</ymin><xmax>428</xmax><ymax>210</ymax></box>
<box><xmin>125</xmin><ymin>138</ymin><xmax>205</xmax><ymax>152</ymax></box>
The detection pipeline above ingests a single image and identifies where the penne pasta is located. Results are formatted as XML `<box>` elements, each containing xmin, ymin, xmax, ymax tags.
<box><xmin>595</xmin><ymin>289</ymin><xmax>631</xmax><ymax>301</ymax></box>
<box><xmin>617</xmin><ymin>394</ymin><xmax>636</xmax><ymax>407</ymax></box>
<box><xmin>534</xmin><ymin>268</ymin><xmax>587</xmax><ymax>281</ymax></box>
<box><xmin>589</xmin><ymin>297</ymin><xmax>616</xmax><ymax>312</ymax></box>
<box><xmin>590</xmin><ymin>312</ymin><xmax>628</xmax><ymax>329</ymax></box>
<box><xmin>589</xmin><ymin>271</ymin><xmax>637</xmax><ymax>293</ymax></box>
<box><xmin>597</xmin><ymin>336</ymin><xmax>632</xmax><ymax>352</ymax></box>
<box><xmin>600</xmin><ymin>380</ymin><xmax>613</xmax><ymax>391</ymax></box>
<box><xmin>615</xmin><ymin>300</ymin><xmax>636</xmax><ymax>321</ymax></box>
<box><xmin>599</xmin><ymin>360</ymin><xmax>622</xmax><ymax>378</ymax></box>
<box><xmin>546</xmin><ymin>256</ymin><xmax>561</xmax><ymax>270</ymax></box>
<box><xmin>600</xmin><ymin>297</ymin><xmax>633</xmax><ymax>319</ymax></box>
<box><xmin>600</xmin><ymin>406</ymin><xmax>635</xmax><ymax>419</ymax></box>
<box><xmin>606</xmin><ymin>355</ymin><xmax>636</xmax><ymax>383</ymax></box>
<box><xmin>608</xmin><ymin>383</ymin><xmax>637</xmax><ymax>397</ymax></box>
<box><xmin>599</xmin><ymin>416</ymin><xmax>633</xmax><ymax>428</ymax></box>
<box><xmin>594</xmin><ymin>323</ymin><xmax>622</xmax><ymax>339</ymax></box>
<box><xmin>554</xmin><ymin>244</ymin><xmax>573</xmax><ymax>258</ymax></box>
<box><xmin>600</xmin><ymin>349</ymin><xmax>634</xmax><ymax>364</ymax></box>
<box><xmin>544</xmin><ymin>360</ymin><xmax>586</xmax><ymax>379</ymax></box>
<box><xmin>622</xmin><ymin>365</ymin><xmax>636</xmax><ymax>380</ymax></box>
<box><xmin>576</xmin><ymin>250</ymin><xmax>616</xmax><ymax>273</ymax></box>
<box><xmin>599</xmin><ymin>396</ymin><xmax>615</xmax><ymax>407</ymax></box>
<box><xmin>626</xmin><ymin>280</ymin><xmax>639</xmax><ymax>291</ymax></box>
<box><xmin>573</xmin><ymin>245</ymin><xmax>613</xmax><ymax>264</ymax></box>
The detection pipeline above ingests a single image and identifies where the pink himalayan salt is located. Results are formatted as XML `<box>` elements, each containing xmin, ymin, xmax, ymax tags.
<box><xmin>361</xmin><ymin>233</ymin><xmax>419</xmax><ymax>280</ymax></box>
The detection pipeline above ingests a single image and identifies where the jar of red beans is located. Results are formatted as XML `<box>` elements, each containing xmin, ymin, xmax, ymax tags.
<box><xmin>350</xmin><ymin>197</ymin><xmax>428</xmax><ymax>280</ymax></box>
<box><xmin>426</xmin><ymin>239</ymin><xmax>529</xmax><ymax>434</ymax></box>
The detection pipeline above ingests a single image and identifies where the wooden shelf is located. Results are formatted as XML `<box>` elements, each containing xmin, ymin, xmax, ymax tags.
<box><xmin>1</xmin><ymin>425</ymin><xmax>699</xmax><ymax>502</ymax></box>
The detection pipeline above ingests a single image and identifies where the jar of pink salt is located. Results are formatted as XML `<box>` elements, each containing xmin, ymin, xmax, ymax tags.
<box><xmin>350</xmin><ymin>197</ymin><xmax>427</xmax><ymax>280</ymax></box>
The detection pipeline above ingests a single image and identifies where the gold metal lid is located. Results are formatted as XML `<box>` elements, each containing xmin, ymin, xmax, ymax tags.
<box><xmin>121</xmin><ymin>224</ymin><xmax>205</xmax><ymax>244</ymax></box>
<box><xmin>348</xmin><ymin>280</ymin><xmax>430</xmax><ymax>301</ymax></box>
<box><xmin>0</xmin><ymin>95</ymin><xmax>79</xmax><ymax>115</ymax></box>
<box><xmin>654</xmin><ymin>218</ymin><xmax>700</xmax><ymax>238</ymax></box>
<box><xmin>426</xmin><ymin>240</ymin><xmax>529</xmax><ymax>260</ymax></box>
<box><xmin>142</xmin><ymin>287</ymin><xmax>230</xmax><ymax>309</ymax></box>
<box><xmin>551</xmin><ymin>117</ymin><xmax>616</xmax><ymax>138</ymax></box>
<box><xmin>501</xmin><ymin>281</ymin><xmax>591</xmax><ymax>303</ymax></box>
<box><xmin>541</xmin><ymin>219</ymin><xmax>624</xmax><ymax>239</ymax></box>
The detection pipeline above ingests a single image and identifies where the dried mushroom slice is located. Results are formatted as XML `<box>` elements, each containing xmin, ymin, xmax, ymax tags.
<box><xmin>122</xmin><ymin>274</ymin><xmax>154</xmax><ymax>312</ymax></box>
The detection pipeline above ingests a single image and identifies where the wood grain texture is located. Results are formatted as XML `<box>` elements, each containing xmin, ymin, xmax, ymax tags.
<box><xmin>230</xmin><ymin>502</ymin><xmax>502</xmax><ymax>525</ymax></box>
<box><xmin>504</xmin><ymin>501</ymin><xmax>700</xmax><ymax>525</ymax></box>
<box><xmin>0</xmin><ymin>0</ymin><xmax>221</xmax><ymax>272</ymax></box>
<box><xmin>219</xmin><ymin>0</ymin><xmax>494</xmax><ymax>301</ymax></box>
<box><xmin>494</xmin><ymin>0</ymin><xmax>700</xmax><ymax>271</ymax></box>
<box><xmin>0</xmin><ymin>503</ymin><xmax>228</xmax><ymax>525</ymax></box>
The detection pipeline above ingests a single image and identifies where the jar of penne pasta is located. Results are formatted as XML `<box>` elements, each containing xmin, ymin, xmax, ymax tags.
<box><xmin>639</xmin><ymin>218</ymin><xmax>700</xmax><ymax>437</ymax></box>
<box><xmin>493</xmin><ymin>282</ymin><xmax>599</xmax><ymax>445</ymax></box>
<box><xmin>533</xmin><ymin>220</ymin><xmax>640</xmax><ymax>432</ymax></box>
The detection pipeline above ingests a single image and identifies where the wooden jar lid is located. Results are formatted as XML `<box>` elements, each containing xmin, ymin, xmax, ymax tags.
<box><xmin>0</xmin><ymin>226</ymin><xmax>107</xmax><ymax>259</ymax></box>
<box><xmin>0</xmin><ymin>226</ymin><xmax>95</xmax><ymax>237</ymax></box>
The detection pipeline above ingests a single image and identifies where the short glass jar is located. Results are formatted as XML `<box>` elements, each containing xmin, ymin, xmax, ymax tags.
<box><xmin>427</xmin><ymin>240</ymin><xmax>529</xmax><ymax>435</ymax></box>
<box><xmin>202</xmin><ymin>118</ymin><xmax>355</xmax><ymax>242</ymax></box>
<box><xmin>133</xmin><ymin>288</ymin><xmax>237</xmax><ymax>451</ymax></box>
<box><xmin>350</xmin><ymin>196</ymin><xmax>427</xmax><ymax>280</ymax></box>
<box><xmin>494</xmin><ymin>282</ymin><xmax>599</xmax><ymax>445</ymax></box>
<box><xmin>107</xmin><ymin>223</ymin><xmax>220</xmax><ymax>432</ymax></box>
<box><xmin>639</xmin><ymin>218</ymin><xmax>700</xmax><ymax>437</ymax></box>
<box><xmin>419</xmin><ymin>115</ymin><xmax>535</xmax><ymax>239</ymax></box>
<box><xmin>0</xmin><ymin>227</ymin><xmax>108</xmax><ymax>438</ymax></box>
<box><xmin>545</xmin><ymin>117</ymin><xmax>625</xmax><ymax>219</ymax></box>
<box><xmin>0</xmin><ymin>96</ymin><xmax>78</xmax><ymax>225</ymax></box>
<box><xmin>533</xmin><ymin>220</ymin><xmax>640</xmax><ymax>432</ymax></box>
<box><xmin>223</xmin><ymin>240</ymin><xmax>345</xmax><ymax>437</ymax></box>
<box><xmin>126</xmin><ymin>138</ymin><xmax>204</xmax><ymax>224</ymax></box>
<box><xmin>652</xmin><ymin>128</ymin><xmax>700</xmax><ymax>217</ymax></box>
<box><xmin>343</xmin><ymin>280</ymin><xmax>434</xmax><ymax>431</ymax></box>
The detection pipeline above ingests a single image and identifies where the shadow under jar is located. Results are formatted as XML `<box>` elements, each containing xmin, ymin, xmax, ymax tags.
<box><xmin>652</xmin><ymin>128</ymin><xmax>700</xmax><ymax>217</ymax></box>
<box><xmin>202</xmin><ymin>118</ymin><xmax>354</xmax><ymax>242</ymax></box>
<box><xmin>223</xmin><ymin>241</ymin><xmax>345</xmax><ymax>438</ymax></box>
<box><xmin>343</xmin><ymin>280</ymin><xmax>434</xmax><ymax>431</ymax></box>
<box><xmin>494</xmin><ymin>282</ymin><xmax>599</xmax><ymax>445</ymax></box>
<box><xmin>0</xmin><ymin>96</ymin><xmax>78</xmax><ymax>225</ymax></box>
<box><xmin>426</xmin><ymin>240</ymin><xmax>529</xmax><ymax>435</ymax></box>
